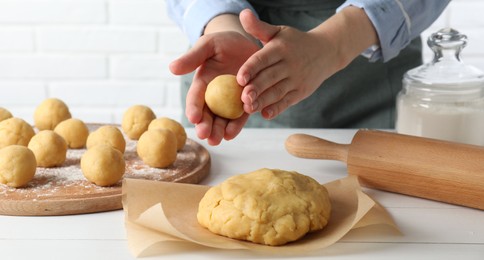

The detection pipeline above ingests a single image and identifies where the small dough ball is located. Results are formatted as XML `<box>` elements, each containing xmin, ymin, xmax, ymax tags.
<box><xmin>86</xmin><ymin>125</ymin><xmax>126</xmax><ymax>153</ymax></box>
<box><xmin>0</xmin><ymin>117</ymin><xmax>35</xmax><ymax>149</ymax></box>
<box><xmin>122</xmin><ymin>105</ymin><xmax>156</xmax><ymax>140</ymax></box>
<box><xmin>197</xmin><ymin>168</ymin><xmax>332</xmax><ymax>246</ymax></box>
<box><xmin>137</xmin><ymin>129</ymin><xmax>177</xmax><ymax>168</ymax></box>
<box><xmin>0</xmin><ymin>107</ymin><xmax>13</xmax><ymax>122</ymax></box>
<box><xmin>28</xmin><ymin>130</ymin><xmax>67</xmax><ymax>167</ymax></box>
<box><xmin>81</xmin><ymin>144</ymin><xmax>125</xmax><ymax>186</ymax></box>
<box><xmin>148</xmin><ymin>117</ymin><xmax>187</xmax><ymax>151</ymax></box>
<box><xmin>205</xmin><ymin>74</ymin><xmax>244</xmax><ymax>119</ymax></box>
<box><xmin>0</xmin><ymin>145</ymin><xmax>37</xmax><ymax>188</ymax></box>
<box><xmin>34</xmin><ymin>98</ymin><xmax>72</xmax><ymax>130</ymax></box>
<box><xmin>54</xmin><ymin>118</ymin><xmax>89</xmax><ymax>149</ymax></box>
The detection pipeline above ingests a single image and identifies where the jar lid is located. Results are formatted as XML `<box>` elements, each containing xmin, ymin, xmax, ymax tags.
<box><xmin>404</xmin><ymin>28</ymin><xmax>484</xmax><ymax>89</ymax></box>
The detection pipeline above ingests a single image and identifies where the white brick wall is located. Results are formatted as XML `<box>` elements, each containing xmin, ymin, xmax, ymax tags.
<box><xmin>0</xmin><ymin>0</ymin><xmax>188</xmax><ymax>124</ymax></box>
<box><xmin>0</xmin><ymin>0</ymin><xmax>482</xmax><ymax>125</ymax></box>
<box><xmin>0</xmin><ymin>1</ymin><xmax>106</xmax><ymax>23</ymax></box>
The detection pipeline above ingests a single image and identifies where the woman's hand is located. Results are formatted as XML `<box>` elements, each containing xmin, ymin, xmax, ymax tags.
<box><xmin>237</xmin><ymin>9</ymin><xmax>343</xmax><ymax>120</ymax></box>
<box><xmin>237</xmin><ymin>8</ymin><xmax>378</xmax><ymax>120</ymax></box>
<box><xmin>169</xmin><ymin>31</ymin><xmax>260</xmax><ymax>145</ymax></box>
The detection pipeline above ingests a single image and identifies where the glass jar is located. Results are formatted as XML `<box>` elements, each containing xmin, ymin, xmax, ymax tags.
<box><xmin>396</xmin><ymin>28</ymin><xmax>484</xmax><ymax>145</ymax></box>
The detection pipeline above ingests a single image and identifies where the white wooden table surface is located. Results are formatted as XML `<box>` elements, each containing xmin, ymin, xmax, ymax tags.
<box><xmin>0</xmin><ymin>129</ymin><xmax>483</xmax><ymax>260</ymax></box>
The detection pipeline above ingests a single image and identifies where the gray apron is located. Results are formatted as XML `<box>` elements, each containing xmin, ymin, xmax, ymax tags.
<box><xmin>180</xmin><ymin>0</ymin><xmax>422</xmax><ymax>129</ymax></box>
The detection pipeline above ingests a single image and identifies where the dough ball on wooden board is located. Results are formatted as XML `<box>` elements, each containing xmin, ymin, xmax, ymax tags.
<box><xmin>34</xmin><ymin>98</ymin><xmax>72</xmax><ymax>130</ymax></box>
<box><xmin>0</xmin><ymin>117</ymin><xmax>35</xmax><ymax>149</ymax></box>
<box><xmin>205</xmin><ymin>74</ymin><xmax>244</xmax><ymax>119</ymax></box>
<box><xmin>28</xmin><ymin>130</ymin><xmax>67</xmax><ymax>168</ymax></box>
<box><xmin>148</xmin><ymin>117</ymin><xmax>187</xmax><ymax>151</ymax></box>
<box><xmin>86</xmin><ymin>125</ymin><xmax>126</xmax><ymax>153</ymax></box>
<box><xmin>54</xmin><ymin>118</ymin><xmax>89</xmax><ymax>149</ymax></box>
<box><xmin>81</xmin><ymin>144</ymin><xmax>125</xmax><ymax>187</ymax></box>
<box><xmin>0</xmin><ymin>145</ymin><xmax>37</xmax><ymax>188</ymax></box>
<box><xmin>137</xmin><ymin>128</ymin><xmax>177</xmax><ymax>168</ymax></box>
<box><xmin>197</xmin><ymin>168</ymin><xmax>332</xmax><ymax>246</ymax></box>
<box><xmin>122</xmin><ymin>105</ymin><xmax>156</xmax><ymax>140</ymax></box>
<box><xmin>0</xmin><ymin>107</ymin><xmax>13</xmax><ymax>122</ymax></box>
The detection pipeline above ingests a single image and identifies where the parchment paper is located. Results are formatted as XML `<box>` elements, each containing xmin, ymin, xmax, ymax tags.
<box><xmin>122</xmin><ymin>175</ymin><xmax>399</xmax><ymax>257</ymax></box>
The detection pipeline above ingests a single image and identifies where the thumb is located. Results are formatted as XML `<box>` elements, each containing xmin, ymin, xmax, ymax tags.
<box><xmin>239</xmin><ymin>9</ymin><xmax>279</xmax><ymax>44</ymax></box>
<box><xmin>169</xmin><ymin>37</ymin><xmax>215</xmax><ymax>75</ymax></box>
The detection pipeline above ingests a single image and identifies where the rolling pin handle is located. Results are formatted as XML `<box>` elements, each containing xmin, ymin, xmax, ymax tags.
<box><xmin>285</xmin><ymin>133</ymin><xmax>349</xmax><ymax>163</ymax></box>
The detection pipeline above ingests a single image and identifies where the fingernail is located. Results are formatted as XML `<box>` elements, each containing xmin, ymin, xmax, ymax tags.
<box><xmin>264</xmin><ymin>109</ymin><xmax>273</xmax><ymax>119</ymax></box>
<box><xmin>242</xmin><ymin>74</ymin><xmax>250</xmax><ymax>85</ymax></box>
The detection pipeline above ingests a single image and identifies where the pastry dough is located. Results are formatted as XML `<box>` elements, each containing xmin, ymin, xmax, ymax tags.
<box><xmin>122</xmin><ymin>105</ymin><xmax>156</xmax><ymax>140</ymax></box>
<box><xmin>81</xmin><ymin>144</ymin><xmax>125</xmax><ymax>186</ymax></box>
<box><xmin>205</xmin><ymin>74</ymin><xmax>244</xmax><ymax>119</ymax></box>
<box><xmin>137</xmin><ymin>129</ymin><xmax>177</xmax><ymax>168</ymax></box>
<box><xmin>34</xmin><ymin>98</ymin><xmax>71</xmax><ymax>130</ymax></box>
<box><xmin>86</xmin><ymin>125</ymin><xmax>126</xmax><ymax>153</ymax></box>
<box><xmin>148</xmin><ymin>117</ymin><xmax>187</xmax><ymax>151</ymax></box>
<box><xmin>0</xmin><ymin>107</ymin><xmax>12</xmax><ymax>122</ymax></box>
<box><xmin>197</xmin><ymin>168</ymin><xmax>331</xmax><ymax>246</ymax></box>
<box><xmin>28</xmin><ymin>130</ymin><xmax>67</xmax><ymax>167</ymax></box>
<box><xmin>54</xmin><ymin>118</ymin><xmax>89</xmax><ymax>149</ymax></box>
<box><xmin>0</xmin><ymin>117</ymin><xmax>35</xmax><ymax>149</ymax></box>
<box><xmin>0</xmin><ymin>145</ymin><xmax>37</xmax><ymax>188</ymax></box>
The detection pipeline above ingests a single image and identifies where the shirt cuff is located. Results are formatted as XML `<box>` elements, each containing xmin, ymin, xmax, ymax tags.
<box><xmin>337</xmin><ymin>0</ymin><xmax>409</xmax><ymax>62</ymax></box>
<box><xmin>182</xmin><ymin>0</ymin><xmax>255</xmax><ymax>45</ymax></box>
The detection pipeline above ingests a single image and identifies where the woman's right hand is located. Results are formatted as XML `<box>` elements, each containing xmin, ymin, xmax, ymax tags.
<box><xmin>169</xmin><ymin>31</ymin><xmax>260</xmax><ymax>145</ymax></box>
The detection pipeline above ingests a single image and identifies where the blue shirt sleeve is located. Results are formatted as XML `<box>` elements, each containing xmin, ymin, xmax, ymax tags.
<box><xmin>337</xmin><ymin>0</ymin><xmax>451</xmax><ymax>62</ymax></box>
<box><xmin>166</xmin><ymin>0</ymin><xmax>256</xmax><ymax>45</ymax></box>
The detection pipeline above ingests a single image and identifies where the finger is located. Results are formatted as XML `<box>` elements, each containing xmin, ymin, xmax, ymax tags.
<box><xmin>169</xmin><ymin>36</ymin><xmax>215</xmax><ymax>75</ymax></box>
<box><xmin>237</xmin><ymin>10</ymin><xmax>282</xmax><ymax>86</ymax></box>
<box><xmin>207</xmin><ymin>116</ymin><xmax>228</xmax><ymax>146</ymax></box>
<box><xmin>194</xmin><ymin>106</ymin><xmax>214</xmax><ymax>140</ymax></box>
<box><xmin>241</xmin><ymin>61</ymin><xmax>287</xmax><ymax>111</ymax></box>
<box><xmin>185</xmin><ymin>70</ymin><xmax>208</xmax><ymax>124</ymax></box>
<box><xmin>237</xmin><ymin>46</ymin><xmax>283</xmax><ymax>88</ymax></box>
<box><xmin>224</xmin><ymin>113</ymin><xmax>249</xmax><ymax>140</ymax></box>
<box><xmin>256</xmin><ymin>78</ymin><xmax>294</xmax><ymax>116</ymax></box>
<box><xmin>261</xmin><ymin>89</ymin><xmax>299</xmax><ymax>120</ymax></box>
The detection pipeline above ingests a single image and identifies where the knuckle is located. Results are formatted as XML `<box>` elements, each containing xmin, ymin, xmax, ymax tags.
<box><xmin>253</xmin><ymin>54</ymin><xmax>267</xmax><ymax>67</ymax></box>
<box><xmin>274</xmin><ymin>84</ymin><xmax>286</xmax><ymax>99</ymax></box>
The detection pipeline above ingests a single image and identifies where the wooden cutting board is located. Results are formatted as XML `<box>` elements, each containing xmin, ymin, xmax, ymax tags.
<box><xmin>0</xmin><ymin>125</ymin><xmax>210</xmax><ymax>216</ymax></box>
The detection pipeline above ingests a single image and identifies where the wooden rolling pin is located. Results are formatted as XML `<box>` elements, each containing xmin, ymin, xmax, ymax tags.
<box><xmin>285</xmin><ymin>129</ymin><xmax>484</xmax><ymax>210</ymax></box>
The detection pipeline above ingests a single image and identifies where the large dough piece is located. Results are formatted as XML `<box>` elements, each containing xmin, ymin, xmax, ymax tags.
<box><xmin>197</xmin><ymin>168</ymin><xmax>331</xmax><ymax>246</ymax></box>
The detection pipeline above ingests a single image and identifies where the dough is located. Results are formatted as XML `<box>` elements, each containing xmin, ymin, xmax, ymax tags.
<box><xmin>81</xmin><ymin>144</ymin><xmax>125</xmax><ymax>186</ymax></box>
<box><xmin>0</xmin><ymin>117</ymin><xmax>35</xmax><ymax>149</ymax></box>
<box><xmin>34</xmin><ymin>98</ymin><xmax>72</xmax><ymax>130</ymax></box>
<box><xmin>54</xmin><ymin>118</ymin><xmax>89</xmax><ymax>149</ymax></box>
<box><xmin>0</xmin><ymin>145</ymin><xmax>37</xmax><ymax>188</ymax></box>
<box><xmin>148</xmin><ymin>117</ymin><xmax>187</xmax><ymax>151</ymax></box>
<box><xmin>0</xmin><ymin>107</ymin><xmax>12</xmax><ymax>122</ymax></box>
<box><xmin>205</xmin><ymin>74</ymin><xmax>244</xmax><ymax>119</ymax></box>
<box><xmin>197</xmin><ymin>168</ymin><xmax>332</xmax><ymax>246</ymax></box>
<box><xmin>122</xmin><ymin>105</ymin><xmax>156</xmax><ymax>140</ymax></box>
<box><xmin>28</xmin><ymin>130</ymin><xmax>67</xmax><ymax>167</ymax></box>
<box><xmin>137</xmin><ymin>128</ymin><xmax>177</xmax><ymax>168</ymax></box>
<box><xmin>86</xmin><ymin>125</ymin><xmax>126</xmax><ymax>153</ymax></box>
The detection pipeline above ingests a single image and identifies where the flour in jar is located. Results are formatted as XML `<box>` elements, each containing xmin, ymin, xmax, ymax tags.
<box><xmin>396</xmin><ymin>98</ymin><xmax>484</xmax><ymax>145</ymax></box>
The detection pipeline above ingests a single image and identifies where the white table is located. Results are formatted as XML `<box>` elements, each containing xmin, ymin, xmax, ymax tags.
<box><xmin>1</xmin><ymin>129</ymin><xmax>483</xmax><ymax>259</ymax></box>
